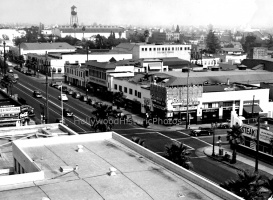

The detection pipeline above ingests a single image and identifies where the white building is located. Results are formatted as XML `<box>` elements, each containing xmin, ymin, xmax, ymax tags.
<box><xmin>111</xmin><ymin>43</ymin><xmax>191</xmax><ymax>61</ymax></box>
<box><xmin>220</xmin><ymin>48</ymin><xmax>247</xmax><ymax>64</ymax></box>
<box><xmin>190</xmin><ymin>57</ymin><xmax>221</xmax><ymax>69</ymax></box>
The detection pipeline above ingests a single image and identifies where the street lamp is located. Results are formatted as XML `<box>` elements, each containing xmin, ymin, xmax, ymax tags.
<box><xmin>255</xmin><ymin>116</ymin><xmax>261</xmax><ymax>172</ymax></box>
<box><xmin>186</xmin><ymin>67</ymin><xmax>190</xmax><ymax>129</ymax></box>
<box><xmin>44</xmin><ymin>51</ymin><xmax>50</xmax><ymax>124</ymax></box>
<box><xmin>211</xmin><ymin>122</ymin><xmax>216</xmax><ymax>156</ymax></box>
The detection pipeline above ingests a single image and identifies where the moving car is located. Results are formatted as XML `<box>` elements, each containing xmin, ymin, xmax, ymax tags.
<box><xmin>50</xmin><ymin>82</ymin><xmax>58</xmax><ymax>87</ymax></box>
<box><xmin>110</xmin><ymin>109</ymin><xmax>124</xmax><ymax>118</ymax></box>
<box><xmin>25</xmin><ymin>69</ymin><xmax>33</xmax><ymax>76</ymax></box>
<box><xmin>63</xmin><ymin>108</ymin><xmax>73</xmax><ymax>117</ymax></box>
<box><xmin>190</xmin><ymin>127</ymin><xmax>213</xmax><ymax>137</ymax></box>
<box><xmin>60</xmin><ymin>86</ymin><xmax>68</xmax><ymax>93</ymax></box>
<box><xmin>13</xmin><ymin>74</ymin><xmax>19</xmax><ymax>80</ymax></box>
<box><xmin>33</xmin><ymin>90</ymin><xmax>42</xmax><ymax>98</ymax></box>
<box><xmin>58</xmin><ymin>94</ymin><xmax>68</xmax><ymax>101</ymax></box>
<box><xmin>79</xmin><ymin>95</ymin><xmax>88</xmax><ymax>102</ymax></box>
<box><xmin>93</xmin><ymin>101</ymin><xmax>103</xmax><ymax>108</ymax></box>
<box><xmin>72</xmin><ymin>92</ymin><xmax>81</xmax><ymax>99</ymax></box>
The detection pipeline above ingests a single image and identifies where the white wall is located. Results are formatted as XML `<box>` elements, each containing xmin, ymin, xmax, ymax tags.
<box><xmin>225</xmin><ymin>54</ymin><xmax>247</xmax><ymax>63</ymax></box>
<box><xmin>135</xmin><ymin>44</ymin><xmax>191</xmax><ymax>61</ymax></box>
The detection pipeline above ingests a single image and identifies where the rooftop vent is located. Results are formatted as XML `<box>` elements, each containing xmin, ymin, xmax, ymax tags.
<box><xmin>109</xmin><ymin>167</ymin><xmax>117</xmax><ymax>176</ymax></box>
<box><xmin>77</xmin><ymin>145</ymin><xmax>84</xmax><ymax>152</ymax></box>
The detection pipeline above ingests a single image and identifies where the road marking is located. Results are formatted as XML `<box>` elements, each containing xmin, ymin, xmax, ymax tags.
<box><xmin>177</xmin><ymin>131</ymin><xmax>212</xmax><ymax>146</ymax></box>
<box><xmin>112</xmin><ymin>127</ymin><xmax>145</xmax><ymax>131</ymax></box>
<box><xmin>155</xmin><ymin>132</ymin><xmax>195</xmax><ymax>150</ymax></box>
<box><xmin>190</xmin><ymin>156</ymin><xmax>207</xmax><ymax>159</ymax></box>
<box><xmin>121</xmin><ymin>131</ymin><xmax>157</xmax><ymax>135</ymax></box>
<box><xmin>14</xmin><ymin>83</ymin><xmax>88</xmax><ymax>132</ymax></box>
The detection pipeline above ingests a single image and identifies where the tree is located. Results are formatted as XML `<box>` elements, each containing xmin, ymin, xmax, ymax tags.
<box><xmin>73</xmin><ymin>23</ymin><xmax>78</xmax><ymax>38</ymax></box>
<box><xmin>226</xmin><ymin>123</ymin><xmax>244</xmax><ymax>163</ymax></box>
<box><xmin>82</xmin><ymin>26</ymin><xmax>86</xmax><ymax>40</ymax></box>
<box><xmin>175</xmin><ymin>25</ymin><xmax>180</xmax><ymax>33</ymax></box>
<box><xmin>144</xmin><ymin>30</ymin><xmax>150</xmax><ymax>43</ymax></box>
<box><xmin>112</xmin><ymin>91</ymin><xmax>124</xmax><ymax>108</ymax></box>
<box><xmin>91</xmin><ymin>104</ymin><xmax>113</xmax><ymax>132</ymax></box>
<box><xmin>205</xmin><ymin>30</ymin><xmax>221</xmax><ymax>54</ymax></box>
<box><xmin>224</xmin><ymin>43</ymin><xmax>234</xmax><ymax>48</ymax></box>
<box><xmin>266</xmin><ymin>34</ymin><xmax>273</xmax><ymax>49</ymax></box>
<box><xmin>18</xmin><ymin>55</ymin><xmax>25</xmax><ymax>68</ymax></box>
<box><xmin>164</xmin><ymin>141</ymin><xmax>193</xmax><ymax>169</ymax></box>
<box><xmin>220</xmin><ymin>170</ymin><xmax>267</xmax><ymax>200</ymax></box>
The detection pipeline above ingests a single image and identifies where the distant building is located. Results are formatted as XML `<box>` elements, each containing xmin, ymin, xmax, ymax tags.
<box><xmin>58</xmin><ymin>25</ymin><xmax>126</xmax><ymax>40</ymax></box>
<box><xmin>111</xmin><ymin>43</ymin><xmax>191</xmax><ymax>61</ymax></box>
<box><xmin>219</xmin><ymin>48</ymin><xmax>246</xmax><ymax>64</ymax></box>
<box><xmin>252</xmin><ymin>47</ymin><xmax>269</xmax><ymax>59</ymax></box>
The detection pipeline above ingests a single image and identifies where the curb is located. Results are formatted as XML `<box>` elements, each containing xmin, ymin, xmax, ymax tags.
<box><xmin>203</xmin><ymin>148</ymin><xmax>244</xmax><ymax>172</ymax></box>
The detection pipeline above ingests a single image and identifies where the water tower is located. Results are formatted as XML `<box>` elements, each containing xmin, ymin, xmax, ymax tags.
<box><xmin>70</xmin><ymin>5</ymin><xmax>78</xmax><ymax>27</ymax></box>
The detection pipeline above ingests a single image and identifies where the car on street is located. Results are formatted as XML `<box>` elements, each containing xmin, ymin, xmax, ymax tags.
<box><xmin>63</xmin><ymin>108</ymin><xmax>73</xmax><ymax>117</ymax></box>
<box><xmin>93</xmin><ymin>101</ymin><xmax>103</xmax><ymax>108</ymax></box>
<box><xmin>87</xmin><ymin>98</ymin><xmax>95</xmax><ymax>105</ymax></box>
<box><xmin>67</xmin><ymin>89</ymin><xmax>74</xmax><ymax>95</ymax></box>
<box><xmin>55</xmin><ymin>84</ymin><xmax>62</xmax><ymax>90</ymax></box>
<box><xmin>13</xmin><ymin>73</ymin><xmax>19</xmax><ymax>80</ymax></box>
<box><xmin>33</xmin><ymin>90</ymin><xmax>42</xmax><ymax>98</ymax></box>
<box><xmin>20</xmin><ymin>105</ymin><xmax>35</xmax><ymax>117</ymax></box>
<box><xmin>25</xmin><ymin>69</ymin><xmax>33</xmax><ymax>76</ymax></box>
<box><xmin>60</xmin><ymin>86</ymin><xmax>68</xmax><ymax>93</ymax></box>
<box><xmin>58</xmin><ymin>94</ymin><xmax>68</xmax><ymax>101</ymax></box>
<box><xmin>50</xmin><ymin>82</ymin><xmax>58</xmax><ymax>87</ymax></box>
<box><xmin>72</xmin><ymin>92</ymin><xmax>81</xmax><ymax>99</ymax></box>
<box><xmin>190</xmin><ymin>127</ymin><xmax>213</xmax><ymax>136</ymax></box>
<box><xmin>218</xmin><ymin>122</ymin><xmax>230</xmax><ymax>129</ymax></box>
<box><xmin>55</xmin><ymin>118</ymin><xmax>68</xmax><ymax>126</ymax></box>
<box><xmin>110</xmin><ymin>109</ymin><xmax>124</xmax><ymax>118</ymax></box>
<box><xmin>79</xmin><ymin>95</ymin><xmax>88</xmax><ymax>102</ymax></box>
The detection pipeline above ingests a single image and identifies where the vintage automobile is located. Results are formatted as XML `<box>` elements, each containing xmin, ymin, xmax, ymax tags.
<box><xmin>190</xmin><ymin>127</ymin><xmax>213</xmax><ymax>137</ymax></box>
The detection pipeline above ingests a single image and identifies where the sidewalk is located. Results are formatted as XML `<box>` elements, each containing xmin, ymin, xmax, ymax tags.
<box><xmin>204</xmin><ymin>146</ymin><xmax>273</xmax><ymax>178</ymax></box>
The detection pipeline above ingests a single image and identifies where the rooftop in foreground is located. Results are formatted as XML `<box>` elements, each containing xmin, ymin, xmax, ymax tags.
<box><xmin>0</xmin><ymin>131</ymin><xmax>240</xmax><ymax>200</ymax></box>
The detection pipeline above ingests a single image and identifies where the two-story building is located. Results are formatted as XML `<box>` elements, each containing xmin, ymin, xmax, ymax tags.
<box><xmin>219</xmin><ymin>48</ymin><xmax>246</xmax><ymax>64</ymax></box>
<box><xmin>111</xmin><ymin>43</ymin><xmax>191</xmax><ymax>61</ymax></box>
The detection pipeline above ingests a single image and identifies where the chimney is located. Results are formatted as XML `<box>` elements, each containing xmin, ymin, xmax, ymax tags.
<box><xmin>227</xmin><ymin>78</ymin><xmax>230</xmax><ymax>85</ymax></box>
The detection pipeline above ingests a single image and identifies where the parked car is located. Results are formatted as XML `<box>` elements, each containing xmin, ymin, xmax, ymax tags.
<box><xmin>61</xmin><ymin>86</ymin><xmax>68</xmax><ymax>93</ymax></box>
<box><xmin>55</xmin><ymin>84</ymin><xmax>62</xmax><ymax>90</ymax></box>
<box><xmin>72</xmin><ymin>92</ymin><xmax>81</xmax><ymax>99</ymax></box>
<box><xmin>93</xmin><ymin>101</ymin><xmax>103</xmax><ymax>108</ymax></box>
<box><xmin>13</xmin><ymin>73</ymin><xmax>19</xmax><ymax>80</ymax></box>
<box><xmin>218</xmin><ymin>122</ymin><xmax>230</xmax><ymax>129</ymax></box>
<box><xmin>7</xmin><ymin>67</ymin><xmax>13</xmax><ymax>73</ymax></box>
<box><xmin>50</xmin><ymin>82</ymin><xmax>58</xmax><ymax>87</ymax></box>
<box><xmin>20</xmin><ymin>105</ymin><xmax>35</xmax><ymax>117</ymax></box>
<box><xmin>25</xmin><ymin>69</ymin><xmax>33</xmax><ymax>76</ymax></box>
<box><xmin>190</xmin><ymin>127</ymin><xmax>213</xmax><ymax>137</ymax></box>
<box><xmin>87</xmin><ymin>98</ymin><xmax>96</xmax><ymax>105</ymax></box>
<box><xmin>67</xmin><ymin>89</ymin><xmax>74</xmax><ymax>95</ymax></box>
<box><xmin>58</xmin><ymin>94</ymin><xmax>68</xmax><ymax>101</ymax></box>
<box><xmin>33</xmin><ymin>90</ymin><xmax>42</xmax><ymax>98</ymax></box>
<box><xmin>79</xmin><ymin>95</ymin><xmax>88</xmax><ymax>102</ymax></box>
<box><xmin>63</xmin><ymin>108</ymin><xmax>73</xmax><ymax>117</ymax></box>
<box><xmin>122</xmin><ymin>114</ymin><xmax>133</xmax><ymax>123</ymax></box>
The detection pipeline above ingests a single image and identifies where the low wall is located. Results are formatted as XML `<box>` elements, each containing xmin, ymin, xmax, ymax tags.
<box><xmin>0</xmin><ymin>171</ymin><xmax>44</xmax><ymax>186</ymax></box>
<box><xmin>112</xmin><ymin>132</ymin><xmax>243</xmax><ymax>200</ymax></box>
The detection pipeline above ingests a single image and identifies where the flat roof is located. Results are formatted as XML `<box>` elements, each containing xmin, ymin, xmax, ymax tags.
<box><xmin>0</xmin><ymin>132</ymin><xmax>228</xmax><ymax>200</ymax></box>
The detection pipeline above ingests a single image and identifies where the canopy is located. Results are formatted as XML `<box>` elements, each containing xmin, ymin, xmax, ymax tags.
<box><xmin>243</xmin><ymin>105</ymin><xmax>263</xmax><ymax>113</ymax></box>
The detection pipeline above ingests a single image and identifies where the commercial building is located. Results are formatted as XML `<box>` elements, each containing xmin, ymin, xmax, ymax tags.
<box><xmin>111</xmin><ymin>43</ymin><xmax>191</xmax><ymax>60</ymax></box>
<box><xmin>219</xmin><ymin>48</ymin><xmax>247</xmax><ymax>64</ymax></box>
<box><xmin>0</xmin><ymin>126</ymin><xmax>240</xmax><ymax>199</ymax></box>
<box><xmin>149</xmin><ymin>69</ymin><xmax>272</xmax><ymax>124</ymax></box>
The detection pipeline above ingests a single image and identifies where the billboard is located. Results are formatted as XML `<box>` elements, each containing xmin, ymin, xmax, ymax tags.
<box><xmin>242</xmin><ymin>124</ymin><xmax>273</xmax><ymax>145</ymax></box>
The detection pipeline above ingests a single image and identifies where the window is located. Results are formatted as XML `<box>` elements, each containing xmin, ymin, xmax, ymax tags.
<box><xmin>168</xmin><ymin>47</ymin><xmax>170</xmax><ymax>51</ymax></box>
<box><xmin>162</xmin><ymin>48</ymin><xmax>164</xmax><ymax>51</ymax></box>
<box><xmin>129</xmin><ymin>88</ymin><xmax>132</xmax><ymax>94</ymax></box>
<box><xmin>145</xmin><ymin>48</ymin><xmax>147</xmax><ymax>51</ymax></box>
<box><xmin>124</xmin><ymin>87</ymin><xmax>127</xmax><ymax>93</ymax></box>
<box><xmin>135</xmin><ymin>90</ymin><xmax>138</xmax><ymax>96</ymax></box>
<box><xmin>119</xmin><ymin>86</ymin><xmax>122</xmax><ymax>92</ymax></box>
<box><xmin>149</xmin><ymin>48</ymin><xmax>152</xmax><ymax>51</ymax></box>
<box><xmin>154</xmin><ymin>48</ymin><xmax>156</xmax><ymax>51</ymax></box>
<box><xmin>14</xmin><ymin>158</ymin><xmax>17</xmax><ymax>172</ymax></box>
<box><xmin>180</xmin><ymin>47</ymin><xmax>183</xmax><ymax>50</ymax></box>
<box><xmin>172</xmin><ymin>47</ymin><xmax>174</xmax><ymax>50</ymax></box>
<box><xmin>114</xmin><ymin>84</ymin><xmax>117</xmax><ymax>90</ymax></box>
<box><xmin>138</xmin><ymin>92</ymin><xmax>141</xmax><ymax>98</ymax></box>
<box><xmin>142</xmin><ymin>48</ymin><xmax>144</xmax><ymax>51</ymax></box>
<box><xmin>184</xmin><ymin>47</ymin><xmax>187</xmax><ymax>50</ymax></box>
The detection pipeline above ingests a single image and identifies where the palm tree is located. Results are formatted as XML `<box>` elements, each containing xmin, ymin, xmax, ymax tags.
<box><xmin>220</xmin><ymin>170</ymin><xmax>268</xmax><ymax>200</ymax></box>
<box><xmin>73</xmin><ymin>23</ymin><xmax>78</xmax><ymax>38</ymax></box>
<box><xmin>227</xmin><ymin>123</ymin><xmax>244</xmax><ymax>163</ymax></box>
<box><xmin>82</xmin><ymin>26</ymin><xmax>86</xmax><ymax>41</ymax></box>
<box><xmin>164</xmin><ymin>141</ymin><xmax>193</xmax><ymax>170</ymax></box>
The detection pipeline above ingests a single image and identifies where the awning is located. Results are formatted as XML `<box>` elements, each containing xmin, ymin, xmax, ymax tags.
<box><xmin>243</xmin><ymin>105</ymin><xmax>263</xmax><ymax>113</ymax></box>
<box><xmin>148</xmin><ymin>63</ymin><xmax>161</xmax><ymax>70</ymax></box>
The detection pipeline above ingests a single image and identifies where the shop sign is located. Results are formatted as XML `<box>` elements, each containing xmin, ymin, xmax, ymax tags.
<box><xmin>173</xmin><ymin>106</ymin><xmax>197</xmax><ymax>111</ymax></box>
<box><xmin>0</xmin><ymin>106</ymin><xmax>20</xmax><ymax>114</ymax></box>
<box><xmin>19</xmin><ymin>112</ymin><xmax>28</xmax><ymax>119</ymax></box>
<box><xmin>242</xmin><ymin>124</ymin><xmax>273</xmax><ymax>144</ymax></box>
<box><xmin>202</xmin><ymin>109</ymin><xmax>218</xmax><ymax>113</ymax></box>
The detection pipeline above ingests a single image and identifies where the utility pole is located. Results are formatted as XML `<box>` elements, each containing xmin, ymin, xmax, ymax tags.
<box><xmin>45</xmin><ymin>51</ymin><xmax>49</xmax><ymax>124</ymax></box>
<box><xmin>186</xmin><ymin>66</ymin><xmax>189</xmax><ymax>129</ymax></box>
<box><xmin>255</xmin><ymin>116</ymin><xmax>260</xmax><ymax>172</ymax></box>
<box><xmin>251</xmin><ymin>95</ymin><xmax>255</xmax><ymax>118</ymax></box>
<box><xmin>3</xmin><ymin>41</ymin><xmax>6</xmax><ymax>74</ymax></box>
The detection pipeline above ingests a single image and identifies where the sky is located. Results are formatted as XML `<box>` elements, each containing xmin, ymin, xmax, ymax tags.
<box><xmin>0</xmin><ymin>0</ymin><xmax>272</xmax><ymax>28</ymax></box>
